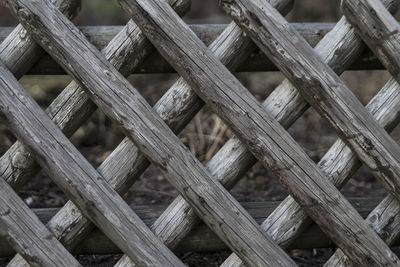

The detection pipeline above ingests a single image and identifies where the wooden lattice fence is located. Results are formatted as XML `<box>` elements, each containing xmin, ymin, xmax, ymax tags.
<box><xmin>0</xmin><ymin>0</ymin><xmax>399</xmax><ymax>266</ymax></box>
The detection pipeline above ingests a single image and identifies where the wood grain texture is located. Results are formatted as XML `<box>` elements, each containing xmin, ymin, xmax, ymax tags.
<box><xmin>5</xmin><ymin>1</ymin><xmax>281</xmax><ymax>266</ymax></box>
<box><xmin>0</xmin><ymin>50</ymin><xmax>187</xmax><ymax>267</ymax></box>
<box><xmin>218</xmin><ymin>0</ymin><xmax>400</xmax><ymax>266</ymax></box>
<box><xmin>341</xmin><ymin>0</ymin><xmax>400</xmax><ymax>81</ymax></box>
<box><xmin>222</xmin><ymin>0</ymin><xmax>400</xmax><ymax>203</ymax></box>
<box><xmin>5</xmin><ymin>0</ymin><xmax>298</xmax><ymax>266</ymax></box>
<box><xmin>116</xmin><ymin>0</ymin><xmax>400</xmax><ymax>266</ymax></box>
<box><xmin>0</xmin><ymin>198</ymin><xmax>387</xmax><ymax>257</ymax></box>
<box><xmin>5</xmin><ymin>1</ymin><xmax>193</xmax><ymax>266</ymax></box>
<box><xmin>322</xmin><ymin>0</ymin><xmax>400</xmax><ymax>265</ymax></box>
<box><xmin>0</xmin><ymin>1</ymin><xmax>82</xmax><ymax>265</ymax></box>
<box><xmin>0</xmin><ymin>0</ymin><xmax>80</xmax><ymax>79</ymax></box>
<box><xmin>120</xmin><ymin>1</ymin><xmax>400</xmax><ymax>265</ymax></box>
<box><xmin>0</xmin><ymin>0</ymin><xmax>189</xmax><ymax>193</ymax></box>
<box><xmin>32</xmin><ymin>2</ymin><xmax>293</xmax><ymax>267</ymax></box>
<box><xmin>3</xmin><ymin>1</ymin><xmax>191</xmax><ymax>266</ymax></box>
<box><xmin>0</xmin><ymin>24</ymin><xmax>388</xmax><ymax>74</ymax></box>
<box><xmin>0</xmin><ymin>168</ymin><xmax>79</xmax><ymax>266</ymax></box>
<box><xmin>115</xmin><ymin>1</ymin><xmax>293</xmax><ymax>266</ymax></box>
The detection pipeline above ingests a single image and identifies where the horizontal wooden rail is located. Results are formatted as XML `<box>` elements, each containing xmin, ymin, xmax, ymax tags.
<box><xmin>0</xmin><ymin>24</ymin><xmax>385</xmax><ymax>75</ymax></box>
<box><xmin>0</xmin><ymin>198</ymin><xmax>388</xmax><ymax>258</ymax></box>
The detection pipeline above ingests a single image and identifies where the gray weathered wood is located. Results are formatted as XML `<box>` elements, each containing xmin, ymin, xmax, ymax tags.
<box><xmin>0</xmin><ymin>198</ymin><xmax>387</xmax><ymax>257</ymax></box>
<box><xmin>220</xmin><ymin>79</ymin><xmax>400</xmax><ymax>267</ymax></box>
<box><xmin>5</xmin><ymin>0</ymin><xmax>195</xmax><ymax>266</ymax></box>
<box><xmin>218</xmin><ymin>0</ymin><xmax>400</xmax><ymax>266</ymax></box>
<box><xmin>320</xmin><ymin>0</ymin><xmax>400</xmax><ymax>265</ymax></box>
<box><xmin>341</xmin><ymin>1</ymin><xmax>400</xmax><ymax>98</ymax></box>
<box><xmin>117</xmin><ymin>1</ymin><xmax>400</xmax><ymax>265</ymax></box>
<box><xmin>0</xmin><ymin>0</ymin><xmax>190</xmax><ymax>192</ymax></box>
<box><xmin>0</xmin><ymin>175</ymin><xmax>80</xmax><ymax>266</ymax></box>
<box><xmin>8</xmin><ymin>1</ymin><xmax>293</xmax><ymax>267</ymax></box>
<box><xmin>0</xmin><ymin>60</ymin><xmax>186</xmax><ymax>267</ymax></box>
<box><xmin>222</xmin><ymin>0</ymin><xmax>400</xmax><ymax>205</ymax></box>
<box><xmin>0</xmin><ymin>0</ymin><xmax>80</xmax><ymax>79</ymax></box>
<box><xmin>115</xmin><ymin>0</ymin><xmax>400</xmax><ymax>266</ymax></box>
<box><xmin>0</xmin><ymin>1</ymin><xmax>82</xmax><ymax>266</ymax></box>
<box><xmin>5</xmin><ymin>1</ymin><xmax>299</xmax><ymax>266</ymax></box>
<box><xmin>0</xmin><ymin>24</ymin><xmax>388</xmax><ymax>74</ymax></box>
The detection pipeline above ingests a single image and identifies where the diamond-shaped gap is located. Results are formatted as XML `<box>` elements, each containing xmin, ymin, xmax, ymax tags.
<box><xmin>288</xmin><ymin>106</ymin><xmax>338</xmax><ymax>162</ymax></box>
<box><xmin>338</xmin><ymin>69</ymin><xmax>391</xmax><ymax>198</ymax></box>
<box><xmin>178</xmin><ymin>107</ymin><xmax>233</xmax><ymax>164</ymax></box>
<box><xmin>340</xmin><ymin>69</ymin><xmax>391</xmax><ymax>106</ymax></box>
<box><xmin>69</xmin><ymin>107</ymin><xmax>126</xmax><ymax>168</ymax></box>
<box><xmin>236</xmin><ymin>71</ymin><xmax>286</xmax><ymax>101</ymax></box>
<box><xmin>121</xmin><ymin>73</ymin><xmax>182</xmax><ymax>206</ymax></box>
<box><xmin>16</xmin><ymin>74</ymin><xmax>74</xmax><ymax>208</ymax></box>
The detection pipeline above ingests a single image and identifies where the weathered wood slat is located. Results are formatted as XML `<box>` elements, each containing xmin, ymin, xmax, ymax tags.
<box><xmin>3</xmin><ymin>1</ymin><xmax>288</xmax><ymax>267</ymax></box>
<box><xmin>8</xmin><ymin>2</ymin><xmax>293</xmax><ymax>267</ymax></box>
<box><xmin>0</xmin><ymin>0</ymin><xmax>190</xmax><ymax>192</ymax></box>
<box><xmin>341</xmin><ymin>2</ymin><xmax>400</xmax><ymax>99</ymax></box>
<box><xmin>0</xmin><ymin>173</ymin><xmax>80</xmax><ymax>266</ymax></box>
<box><xmin>218</xmin><ymin>1</ymin><xmax>400</xmax><ymax>266</ymax></box>
<box><xmin>0</xmin><ymin>0</ymin><xmax>80</xmax><ymax>79</ymax></box>
<box><xmin>0</xmin><ymin>0</ymin><xmax>88</xmax><ymax>191</ymax></box>
<box><xmin>5</xmin><ymin>1</ymin><xmax>298</xmax><ymax>266</ymax></box>
<box><xmin>223</xmin><ymin>0</ymin><xmax>400</xmax><ymax>204</ymax></box>
<box><xmin>0</xmin><ymin>1</ymin><xmax>83</xmax><ymax>266</ymax></box>
<box><xmin>220</xmin><ymin>1</ymin><xmax>400</xmax><ymax>266</ymax></box>
<box><xmin>116</xmin><ymin>2</ymin><xmax>294</xmax><ymax>266</ymax></box>
<box><xmin>0</xmin><ymin>0</ymin><xmax>396</xmax><ymax>266</ymax></box>
<box><xmin>0</xmin><ymin>55</ymin><xmax>187</xmax><ymax>267</ymax></box>
<box><xmin>2</xmin><ymin>1</ymin><xmax>192</xmax><ymax>266</ymax></box>
<box><xmin>4</xmin><ymin>0</ymin><xmax>194</xmax><ymax>266</ymax></box>
<box><xmin>115</xmin><ymin>0</ymin><xmax>400</xmax><ymax>266</ymax></box>
<box><xmin>117</xmin><ymin>0</ymin><xmax>400</xmax><ymax>266</ymax></box>
<box><xmin>0</xmin><ymin>198</ymin><xmax>387</xmax><ymax>257</ymax></box>
<box><xmin>320</xmin><ymin>0</ymin><xmax>400</xmax><ymax>265</ymax></box>
<box><xmin>3</xmin><ymin>1</ymin><xmax>398</xmax><ymax>267</ymax></box>
<box><xmin>0</xmin><ymin>24</ymin><xmax>388</xmax><ymax>74</ymax></box>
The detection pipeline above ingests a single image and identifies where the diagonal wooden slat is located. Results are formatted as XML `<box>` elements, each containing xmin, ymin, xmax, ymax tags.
<box><xmin>115</xmin><ymin>0</ymin><xmax>399</xmax><ymax>265</ymax></box>
<box><xmin>0</xmin><ymin>160</ymin><xmax>79</xmax><ymax>266</ymax></box>
<box><xmin>5</xmin><ymin>1</ymin><xmax>297</xmax><ymax>266</ymax></box>
<box><xmin>2</xmin><ymin>2</ymin><xmax>190</xmax><ymax>266</ymax></box>
<box><xmin>222</xmin><ymin>0</ymin><xmax>400</xmax><ymax>204</ymax></box>
<box><xmin>0</xmin><ymin>61</ymin><xmax>187</xmax><ymax>266</ymax></box>
<box><xmin>341</xmin><ymin>1</ymin><xmax>400</xmax><ymax>89</ymax></box>
<box><xmin>4</xmin><ymin>2</ymin><xmax>292</xmax><ymax>266</ymax></box>
<box><xmin>0</xmin><ymin>0</ymin><xmax>80</xmax><ymax>79</ymax></box>
<box><xmin>13</xmin><ymin>2</ymin><xmax>295</xmax><ymax>267</ymax></box>
<box><xmin>221</xmin><ymin>0</ymin><xmax>400</xmax><ymax>266</ymax></box>
<box><xmin>0</xmin><ymin>0</ymin><xmax>190</xmax><ymax>191</ymax></box>
<box><xmin>3</xmin><ymin>1</ymin><xmax>400</xmax><ymax>266</ymax></box>
<box><xmin>115</xmin><ymin>0</ymin><xmax>400</xmax><ymax>265</ymax></box>
<box><xmin>3</xmin><ymin>4</ymin><xmax>197</xmax><ymax>267</ymax></box>
<box><xmin>322</xmin><ymin>0</ymin><xmax>400</xmax><ymax>265</ymax></box>
<box><xmin>1</xmin><ymin>0</ymin><xmax>398</xmax><ymax>266</ymax></box>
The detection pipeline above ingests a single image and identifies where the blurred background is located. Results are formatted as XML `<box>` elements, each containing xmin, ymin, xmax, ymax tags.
<box><xmin>0</xmin><ymin>0</ymin><xmax>399</xmax><ymax>266</ymax></box>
